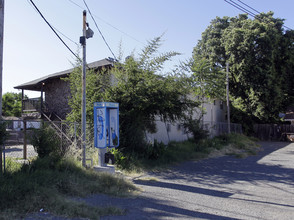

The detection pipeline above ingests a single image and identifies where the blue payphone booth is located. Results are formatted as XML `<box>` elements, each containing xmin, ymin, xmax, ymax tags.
<box><xmin>94</xmin><ymin>102</ymin><xmax>119</xmax><ymax>149</ymax></box>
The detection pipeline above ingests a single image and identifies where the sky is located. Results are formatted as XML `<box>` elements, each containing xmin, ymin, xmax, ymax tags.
<box><xmin>3</xmin><ymin>0</ymin><xmax>294</xmax><ymax>97</ymax></box>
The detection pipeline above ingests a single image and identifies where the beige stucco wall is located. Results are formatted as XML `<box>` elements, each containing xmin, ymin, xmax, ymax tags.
<box><xmin>146</xmin><ymin>99</ymin><xmax>228</xmax><ymax>144</ymax></box>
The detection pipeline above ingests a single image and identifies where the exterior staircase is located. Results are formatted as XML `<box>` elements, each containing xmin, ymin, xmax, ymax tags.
<box><xmin>41</xmin><ymin>110</ymin><xmax>75</xmax><ymax>147</ymax></box>
<box><xmin>22</xmin><ymin>98</ymin><xmax>76</xmax><ymax>147</ymax></box>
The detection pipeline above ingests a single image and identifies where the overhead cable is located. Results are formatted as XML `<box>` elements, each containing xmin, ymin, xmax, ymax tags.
<box><xmin>224</xmin><ymin>0</ymin><xmax>256</xmax><ymax>18</ymax></box>
<box><xmin>236</xmin><ymin>0</ymin><xmax>292</xmax><ymax>31</ymax></box>
<box><xmin>236</xmin><ymin>0</ymin><xmax>261</xmax><ymax>14</ymax></box>
<box><xmin>29</xmin><ymin>0</ymin><xmax>79</xmax><ymax>59</ymax></box>
<box><xmin>224</xmin><ymin>0</ymin><xmax>292</xmax><ymax>31</ymax></box>
<box><xmin>67</xmin><ymin>0</ymin><xmax>145</xmax><ymax>46</ymax></box>
<box><xmin>83</xmin><ymin>0</ymin><xmax>117</xmax><ymax>60</ymax></box>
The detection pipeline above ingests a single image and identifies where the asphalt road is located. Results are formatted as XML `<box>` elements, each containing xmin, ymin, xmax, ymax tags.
<box><xmin>84</xmin><ymin>142</ymin><xmax>294</xmax><ymax>220</ymax></box>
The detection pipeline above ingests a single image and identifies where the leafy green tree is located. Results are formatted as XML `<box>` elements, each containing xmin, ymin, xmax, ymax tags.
<box><xmin>183</xmin><ymin>57</ymin><xmax>225</xmax><ymax>122</ymax></box>
<box><xmin>189</xmin><ymin>57</ymin><xmax>225</xmax><ymax>100</ymax></box>
<box><xmin>67</xmin><ymin>36</ymin><xmax>199</xmax><ymax>156</ymax></box>
<box><xmin>2</xmin><ymin>92</ymin><xmax>24</xmax><ymax>117</ymax></box>
<box><xmin>65</xmin><ymin>62</ymin><xmax>111</xmax><ymax>125</ymax></box>
<box><xmin>193</xmin><ymin>12</ymin><xmax>294</xmax><ymax>124</ymax></box>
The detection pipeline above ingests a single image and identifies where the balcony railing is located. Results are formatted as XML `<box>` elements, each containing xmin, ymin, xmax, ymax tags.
<box><xmin>22</xmin><ymin>98</ymin><xmax>41</xmax><ymax>112</ymax></box>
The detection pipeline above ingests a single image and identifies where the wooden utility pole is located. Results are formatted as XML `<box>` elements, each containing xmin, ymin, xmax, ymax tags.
<box><xmin>81</xmin><ymin>10</ymin><xmax>87</xmax><ymax>167</ymax></box>
<box><xmin>0</xmin><ymin>0</ymin><xmax>4</xmax><ymax>118</ymax></box>
<box><xmin>226</xmin><ymin>62</ymin><xmax>231</xmax><ymax>134</ymax></box>
<box><xmin>79</xmin><ymin>10</ymin><xmax>93</xmax><ymax>167</ymax></box>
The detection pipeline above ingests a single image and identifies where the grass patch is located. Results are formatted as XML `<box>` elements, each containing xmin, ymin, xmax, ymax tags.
<box><xmin>120</xmin><ymin>141</ymin><xmax>209</xmax><ymax>172</ymax></box>
<box><xmin>136</xmin><ymin>177</ymin><xmax>159</xmax><ymax>182</ymax></box>
<box><xmin>214</xmin><ymin>133</ymin><xmax>260</xmax><ymax>157</ymax></box>
<box><xmin>118</xmin><ymin>133</ymin><xmax>260</xmax><ymax>172</ymax></box>
<box><xmin>0</xmin><ymin>157</ymin><xmax>137</xmax><ymax>220</ymax></box>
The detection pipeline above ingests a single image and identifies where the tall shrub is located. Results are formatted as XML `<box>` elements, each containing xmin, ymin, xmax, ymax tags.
<box><xmin>30</xmin><ymin>124</ymin><xmax>62</xmax><ymax>158</ymax></box>
<box><xmin>67</xmin><ymin>36</ymin><xmax>199</xmax><ymax>156</ymax></box>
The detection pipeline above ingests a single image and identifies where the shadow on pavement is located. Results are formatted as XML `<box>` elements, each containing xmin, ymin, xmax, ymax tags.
<box><xmin>133</xmin><ymin>179</ymin><xmax>233</xmax><ymax>198</ymax></box>
<box><xmin>155</xmin><ymin>142</ymin><xmax>294</xmax><ymax>187</ymax></box>
<box><xmin>85</xmin><ymin>194</ymin><xmax>241</xmax><ymax>220</ymax></box>
<box><xmin>90</xmin><ymin>142</ymin><xmax>294</xmax><ymax>220</ymax></box>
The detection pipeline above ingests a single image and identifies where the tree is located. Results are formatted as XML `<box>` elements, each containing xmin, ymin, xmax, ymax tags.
<box><xmin>67</xmin><ymin>36</ymin><xmax>199</xmax><ymax>155</ymax></box>
<box><xmin>193</xmin><ymin>12</ymin><xmax>294</xmax><ymax>124</ymax></box>
<box><xmin>184</xmin><ymin>57</ymin><xmax>226</xmax><ymax>120</ymax></box>
<box><xmin>189</xmin><ymin>57</ymin><xmax>225</xmax><ymax>101</ymax></box>
<box><xmin>65</xmin><ymin>61</ymin><xmax>111</xmax><ymax>125</ymax></box>
<box><xmin>2</xmin><ymin>92</ymin><xmax>23</xmax><ymax>117</ymax></box>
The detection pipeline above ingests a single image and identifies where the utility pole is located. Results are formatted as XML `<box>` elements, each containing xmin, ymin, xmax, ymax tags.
<box><xmin>81</xmin><ymin>10</ymin><xmax>87</xmax><ymax>167</ymax></box>
<box><xmin>226</xmin><ymin>62</ymin><xmax>231</xmax><ymax>134</ymax></box>
<box><xmin>80</xmin><ymin>10</ymin><xmax>93</xmax><ymax>167</ymax></box>
<box><xmin>0</xmin><ymin>0</ymin><xmax>4</xmax><ymax>118</ymax></box>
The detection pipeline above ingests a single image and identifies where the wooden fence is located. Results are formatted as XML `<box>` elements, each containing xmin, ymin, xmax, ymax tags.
<box><xmin>253</xmin><ymin>124</ymin><xmax>294</xmax><ymax>141</ymax></box>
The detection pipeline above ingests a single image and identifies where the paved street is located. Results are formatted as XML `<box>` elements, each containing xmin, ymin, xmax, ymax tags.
<box><xmin>84</xmin><ymin>142</ymin><xmax>294</xmax><ymax>220</ymax></box>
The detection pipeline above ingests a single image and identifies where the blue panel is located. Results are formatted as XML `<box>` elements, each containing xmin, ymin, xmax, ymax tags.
<box><xmin>94</xmin><ymin>102</ymin><xmax>119</xmax><ymax>149</ymax></box>
<box><xmin>94</xmin><ymin>105</ymin><xmax>107</xmax><ymax>148</ymax></box>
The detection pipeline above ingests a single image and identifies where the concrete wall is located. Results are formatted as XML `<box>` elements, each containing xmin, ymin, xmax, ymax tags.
<box><xmin>146</xmin><ymin>99</ymin><xmax>228</xmax><ymax>144</ymax></box>
<box><xmin>202</xmin><ymin>100</ymin><xmax>227</xmax><ymax>123</ymax></box>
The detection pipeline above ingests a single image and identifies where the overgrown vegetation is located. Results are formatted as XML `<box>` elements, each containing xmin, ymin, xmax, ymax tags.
<box><xmin>2</xmin><ymin>92</ymin><xmax>25</xmax><ymax>117</ymax></box>
<box><xmin>0</xmin><ymin>157</ymin><xmax>137</xmax><ymax>219</ymax></box>
<box><xmin>192</xmin><ymin>12</ymin><xmax>294</xmax><ymax>131</ymax></box>
<box><xmin>183</xmin><ymin>117</ymin><xmax>209</xmax><ymax>144</ymax></box>
<box><xmin>0</xmin><ymin>125</ymin><xmax>137</xmax><ymax>219</ymax></box>
<box><xmin>30</xmin><ymin>124</ymin><xmax>64</xmax><ymax>158</ymax></box>
<box><xmin>114</xmin><ymin>133</ymin><xmax>260</xmax><ymax>172</ymax></box>
<box><xmin>67</xmin><ymin>36</ymin><xmax>199</xmax><ymax>157</ymax></box>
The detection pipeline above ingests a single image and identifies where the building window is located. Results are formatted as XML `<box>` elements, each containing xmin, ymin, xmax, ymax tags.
<box><xmin>220</xmin><ymin>101</ymin><xmax>223</xmax><ymax>110</ymax></box>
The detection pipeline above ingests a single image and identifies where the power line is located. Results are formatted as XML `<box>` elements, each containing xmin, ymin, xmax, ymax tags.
<box><xmin>68</xmin><ymin>0</ymin><xmax>84</xmax><ymax>10</ymax></box>
<box><xmin>27</xmin><ymin>0</ymin><xmax>79</xmax><ymax>48</ymax></box>
<box><xmin>29</xmin><ymin>0</ymin><xmax>79</xmax><ymax>59</ymax></box>
<box><xmin>235</xmin><ymin>0</ymin><xmax>292</xmax><ymax>30</ymax></box>
<box><xmin>236</xmin><ymin>0</ymin><xmax>260</xmax><ymax>14</ymax></box>
<box><xmin>83</xmin><ymin>0</ymin><xmax>117</xmax><ymax>60</ymax></box>
<box><xmin>224</xmin><ymin>0</ymin><xmax>256</xmax><ymax>18</ymax></box>
<box><xmin>67</xmin><ymin>0</ymin><xmax>145</xmax><ymax>46</ymax></box>
<box><xmin>224</xmin><ymin>0</ymin><xmax>292</xmax><ymax>31</ymax></box>
<box><xmin>52</xmin><ymin>25</ymin><xmax>79</xmax><ymax>46</ymax></box>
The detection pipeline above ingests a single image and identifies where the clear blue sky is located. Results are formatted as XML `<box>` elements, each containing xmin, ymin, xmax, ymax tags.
<box><xmin>3</xmin><ymin>0</ymin><xmax>294</xmax><ymax>97</ymax></box>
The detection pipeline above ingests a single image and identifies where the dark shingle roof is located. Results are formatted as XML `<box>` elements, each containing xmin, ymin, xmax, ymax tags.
<box><xmin>14</xmin><ymin>58</ymin><xmax>114</xmax><ymax>91</ymax></box>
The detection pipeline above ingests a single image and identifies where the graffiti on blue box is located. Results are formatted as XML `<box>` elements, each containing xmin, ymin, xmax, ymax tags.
<box><xmin>94</xmin><ymin>102</ymin><xmax>119</xmax><ymax>149</ymax></box>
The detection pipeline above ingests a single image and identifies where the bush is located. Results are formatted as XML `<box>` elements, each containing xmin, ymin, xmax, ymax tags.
<box><xmin>183</xmin><ymin>118</ymin><xmax>209</xmax><ymax>143</ymax></box>
<box><xmin>111</xmin><ymin>148</ymin><xmax>135</xmax><ymax>170</ymax></box>
<box><xmin>146</xmin><ymin>140</ymin><xmax>166</xmax><ymax>160</ymax></box>
<box><xmin>30</xmin><ymin>124</ymin><xmax>62</xmax><ymax>158</ymax></box>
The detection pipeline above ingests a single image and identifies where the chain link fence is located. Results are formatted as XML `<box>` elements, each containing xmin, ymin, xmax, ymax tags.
<box><xmin>3</xmin><ymin>120</ymin><xmax>39</xmax><ymax>159</ymax></box>
<box><xmin>1</xmin><ymin>119</ymin><xmax>242</xmax><ymax>173</ymax></box>
<box><xmin>204</xmin><ymin>121</ymin><xmax>243</xmax><ymax>137</ymax></box>
<box><xmin>0</xmin><ymin>120</ymin><xmax>99</xmax><ymax>171</ymax></box>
